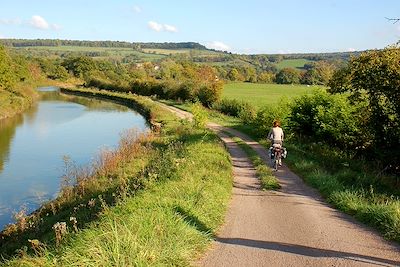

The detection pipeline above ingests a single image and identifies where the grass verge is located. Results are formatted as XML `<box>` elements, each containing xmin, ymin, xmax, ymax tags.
<box><xmin>230</xmin><ymin>137</ymin><xmax>280</xmax><ymax>190</ymax></box>
<box><xmin>284</xmin><ymin>141</ymin><xmax>400</xmax><ymax>242</ymax></box>
<box><xmin>1</xmin><ymin>88</ymin><xmax>232</xmax><ymax>266</ymax></box>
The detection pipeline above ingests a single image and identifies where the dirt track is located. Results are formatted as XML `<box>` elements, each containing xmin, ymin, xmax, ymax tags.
<box><xmin>160</xmin><ymin>104</ymin><xmax>400</xmax><ymax>267</ymax></box>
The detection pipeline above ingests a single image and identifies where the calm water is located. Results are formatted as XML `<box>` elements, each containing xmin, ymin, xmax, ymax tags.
<box><xmin>0</xmin><ymin>87</ymin><xmax>148</xmax><ymax>229</ymax></box>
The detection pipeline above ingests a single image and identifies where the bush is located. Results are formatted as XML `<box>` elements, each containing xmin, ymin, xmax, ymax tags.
<box><xmin>251</xmin><ymin>98</ymin><xmax>290</xmax><ymax>137</ymax></box>
<box><xmin>288</xmin><ymin>89</ymin><xmax>367</xmax><ymax>149</ymax></box>
<box><xmin>196</xmin><ymin>81</ymin><xmax>223</xmax><ymax>107</ymax></box>
<box><xmin>213</xmin><ymin>99</ymin><xmax>247</xmax><ymax>117</ymax></box>
<box><xmin>328</xmin><ymin>46</ymin><xmax>400</xmax><ymax>172</ymax></box>
<box><xmin>191</xmin><ymin>102</ymin><xmax>208</xmax><ymax>128</ymax></box>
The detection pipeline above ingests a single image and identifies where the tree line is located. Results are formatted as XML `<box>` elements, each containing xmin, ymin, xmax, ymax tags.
<box><xmin>0</xmin><ymin>39</ymin><xmax>207</xmax><ymax>50</ymax></box>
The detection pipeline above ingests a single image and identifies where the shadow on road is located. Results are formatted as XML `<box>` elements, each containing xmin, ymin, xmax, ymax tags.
<box><xmin>216</xmin><ymin>237</ymin><xmax>400</xmax><ymax>267</ymax></box>
<box><xmin>173</xmin><ymin>206</ymin><xmax>214</xmax><ymax>236</ymax></box>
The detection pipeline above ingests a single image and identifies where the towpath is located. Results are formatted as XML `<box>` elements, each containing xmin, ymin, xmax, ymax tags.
<box><xmin>160</xmin><ymin>103</ymin><xmax>400</xmax><ymax>267</ymax></box>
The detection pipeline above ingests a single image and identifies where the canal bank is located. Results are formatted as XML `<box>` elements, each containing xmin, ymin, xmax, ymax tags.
<box><xmin>0</xmin><ymin>87</ymin><xmax>149</xmax><ymax>230</ymax></box>
<box><xmin>0</xmin><ymin>88</ymin><xmax>232</xmax><ymax>267</ymax></box>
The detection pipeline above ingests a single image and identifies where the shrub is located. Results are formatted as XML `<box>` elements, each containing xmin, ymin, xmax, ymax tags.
<box><xmin>196</xmin><ymin>81</ymin><xmax>223</xmax><ymax>107</ymax></box>
<box><xmin>213</xmin><ymin>99</ymin><xmax>246</xmax><ymax>117</ymax></box>
<box><xmin>191</xmin><ymin>102</ymin><xmax>208</xmax><ymax>128</ymax></box>
<box><xmin>252</xmin><ymin>98</ymin><xmax>290</xmax><ymax>137</ymax></box>
<box><xmin>288</xmin><ymin>89</ymin><xmax>367</xmax><ymax>149</ymax></box>
<box><xmin>328</xmin><ymin>46</ymin><xmax>400</xmax><ymax>172</ymax></box>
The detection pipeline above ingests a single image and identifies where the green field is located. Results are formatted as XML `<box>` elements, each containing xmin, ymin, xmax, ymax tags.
<box><xmin>142</xmin><ymin>48</ymin><xmax>192</xmax><ymax>55</ymax></box>
<box><xmin>223</xmin><ymin>82</ymin><xmax>317</xmax><ymax>107</ymax></box>
<box><xmin>276</xmin><ymin>59</ymin><xmax>313</xmax><ymax>70</ymax></box>
<box><xmin>142</xmin><ymin>48</ymin><xmax>222</xmax><ymax>56</ymax></box>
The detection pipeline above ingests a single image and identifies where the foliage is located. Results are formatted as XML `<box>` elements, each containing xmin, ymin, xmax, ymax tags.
<box><xmin>251</xmin><ymin>98</ymin><xmax>291</xmax><ymax>137</ymax></box>
<box><xmin>257</xmin><ymin>71</ymin><xmax>275</xmax><ymax>83</ymax></box>
<box><xmin>275</xmin><ymin>67</ymin><xmax>301</xmax><ymax>84</ymax></box>
<box><xmin>62</xmin><ymin>56</ymin><xmax>96</xmax><ymax>78</ymax></box>
<box><xmin>84</xmin><ymin>61</ymin><xmax>223</xmax><ymax>107</ymax></box>
<box><xmin>301</xmin><ymin>61</ymin><xmax>335</xmax><ymax>85</ymax></box>
<box><xmin>212</xmin><ymin>98</ymin><xmax>256</xmax><ymax>121</ymax></box>
<box><xmin>0</xmin><ymin>46</ymin><xmax>18</xmax><ymax>89</ymax></box>
<box><xmin>227</xmin><ymin>68</ymin><xmax>244</xmax><ymax>81</ymax></box>
<box><xmin>37</xmin><ymin>59</ymin><xmax>69</xmax><ymax>81</ymax></box>
<box><xmin>328</xmin><ymin>46</ymin><xmax>400</xmax><ymax>170</ymax></box>
<box><xmin>191</xmin><ymin>102</ymin><xmax>208</xmax><ymax>128</ymax></box>
<box><xmin>288</xmin><ymin>89</ymin><xmax>367</xmax><ymax>149</ymax></box>
<box><xmin>0</xmin><ymin>38</ymin><xmax>207</xmax><ymax>50</ymax></box>
<box><xmin>0</xmin><ymin>45</ymin><xmax>40</xmax><ymax>120</ymax></box>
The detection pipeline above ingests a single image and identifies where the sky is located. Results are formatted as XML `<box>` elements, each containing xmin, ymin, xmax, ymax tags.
<box><xmin>0</xmin><ymin>0</ymin><xmax>399</xmax><ymax>54</ymax></box>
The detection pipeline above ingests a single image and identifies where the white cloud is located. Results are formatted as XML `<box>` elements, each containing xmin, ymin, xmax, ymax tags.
<box><xmin>148</xmin><ymin>21</ymin><xmax>178</xmax><ymax>33</ymax></box>
<box><xmin>148</xmin><ymin>21</ymin><xmax>163</xmax><ymax>32</ymax></box>
<box><xmin>347</xmin><ymin>47</ymin><xmax>356</xmax><ymax>52</ymax></box>
<box><xmin>206</xmin><ymin>41</ymin><xmax>231</xmax><ymax>51</ymax></box>
<box><xmin>133</xmin><ymin>5</ymin><xmax>142</xmax><ymax>13</ymax></box>
<box><xmin>28</xmin><ymin>15</ymin><xmax>61</xmax><ymax>30</ymax></box>
<box><xmin>29</xmin><ymin>15</ymin><xmax>50</xmax><ymax>29</ymax></box>
<box><xmin>164</xmin><ymin>24</ymin><xmax>178</xmax><ymax>33</ymax></box>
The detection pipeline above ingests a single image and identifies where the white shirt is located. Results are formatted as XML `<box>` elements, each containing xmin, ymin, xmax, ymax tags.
<box><xmin>268</xmin><ymin>126</ymin><xmax>284</xmax><ymax>142</ymax></box>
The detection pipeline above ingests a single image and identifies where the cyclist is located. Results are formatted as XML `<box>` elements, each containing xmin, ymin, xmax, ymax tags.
<box><xmin>268</xmin><ymin>120</ymin><xmax>284</xmax><ymax>166</ymax></box>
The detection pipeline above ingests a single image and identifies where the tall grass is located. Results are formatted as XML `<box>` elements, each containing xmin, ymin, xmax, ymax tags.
<box><xmin>284</xmin><ymin>140</ymin><xmax>400</xmax><ymax>241</ymax></box>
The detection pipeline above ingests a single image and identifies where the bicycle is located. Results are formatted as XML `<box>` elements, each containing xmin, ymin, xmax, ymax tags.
<box><xmin>269</xmin><ymin>144</ymin><xmax>286</xmax><ymax>171</ymax></box>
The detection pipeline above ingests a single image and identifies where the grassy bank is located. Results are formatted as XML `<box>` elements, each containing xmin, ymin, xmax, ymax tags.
<box><xmin>1</xmin><ymin>88</ymin><xmax>232</xmax><ymax>266</ymax></box>
<box><xmin>0</xmin><ymin>82</ymin><xmax>39</xmax><ymax>121</ymax></box>
<box><xmin>284</xmin><ymin>140</ymin><xmax>400</xmax><ymax>241</ymax></box>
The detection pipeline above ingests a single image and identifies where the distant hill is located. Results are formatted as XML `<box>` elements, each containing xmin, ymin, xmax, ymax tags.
<box><xmin>0</xmin><ymin>38</ymin><xmax>362</xmax><ymax>70</ymax></box>
<box><xmin>0</xmin><ymin>38</ymin><xmax>208</xmax><ymax>50</ymax></box>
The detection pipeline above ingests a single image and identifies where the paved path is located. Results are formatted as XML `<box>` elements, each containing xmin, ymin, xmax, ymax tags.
<box><xmin>160</xmin><ymin>103</ymin><xmax>400</xmax><ymax>267</ymax></box>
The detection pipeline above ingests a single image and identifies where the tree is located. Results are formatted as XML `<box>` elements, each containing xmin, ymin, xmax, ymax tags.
<box><xmin>227</xmin><ymin>68</ymin><xmax>244</xmax><ymax>81</ymax></box>
<box><xmin>328</xmin><ymin>46</ymin><xmax>400</xmax><ymax>169</ymax></box>
<box><xmin>258</xmin><ymin>72</ymin><xmax>275</xmax><ymax>83</ymax></box>
<box><xmin>301</xmin><ymin>61</ymin><xmax>335</xmax><ymax>85</ymax></box>
<box><xmin>243</xmin><ymin>66</ymin><xmax>257</xmax><ymax>82</ymax></box>
<box><xmin>0</xmin><ymin>46</ymin><xmax>17</xmax><ymax>89</ymax></box>
<box><xmin>275</xmin><ymin>68</ymin><xmax>301</xmax><ymax>84</ymax></box>
<box><xmin>62</xmin><ymin>56</ymin><xmax>96</xmax><ymax>78</ymax></box>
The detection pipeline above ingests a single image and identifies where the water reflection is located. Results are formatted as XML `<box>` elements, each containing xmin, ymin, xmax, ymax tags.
<box><xmin>0</xmin><ymin>86</ymin><xmax>148</xmax><ymax>229</ymax></box>
<box><xmin>0</xmin><ymin>115</ymin><xmax>24</xmax><ymax>173</ymax></box>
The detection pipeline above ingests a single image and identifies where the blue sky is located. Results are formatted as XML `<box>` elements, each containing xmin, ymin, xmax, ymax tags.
<box><xmin>0</xmin><ymin>0</ymin><xmax>399</xmax><ymax>54</ymax></box>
